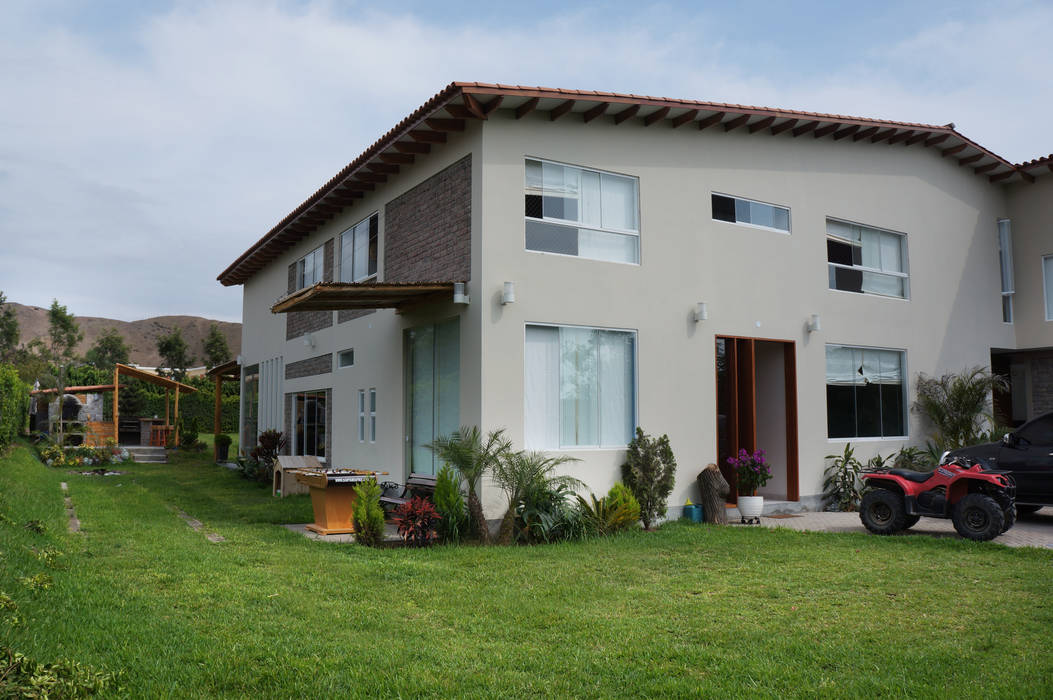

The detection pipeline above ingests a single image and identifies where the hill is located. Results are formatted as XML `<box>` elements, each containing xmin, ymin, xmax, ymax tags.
<box><xmin>9</xmin><ymin>302</ymin><xmax>241</xmax><ymax>368</ymax></box>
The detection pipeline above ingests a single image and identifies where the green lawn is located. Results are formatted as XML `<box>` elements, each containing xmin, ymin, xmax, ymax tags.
<box><xmin>195</xmin><ymin>432</ymin><xmax>239</xmax><ymax>458</ymax></box>
<box><xmin>1</xmin><ymin>441</ymin><xmax>1051</xmax><ymax>698</ymax></box>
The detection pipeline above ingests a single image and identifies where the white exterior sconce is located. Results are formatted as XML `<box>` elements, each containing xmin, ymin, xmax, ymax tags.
<box><xmin>501</xmin><ymin>281</ymin><xmax>516</xmax><ymax>305</ymax></box>
<box><xmin>693</xmin><ymin>302</ymin><xmax>708</xmax><ymax>323</ymax></box>
<box><xmin>807</xmin><ymin>314</ymin><xmax>822</xmax><ymax>333</ymax></box>
<box><xmin>303</xmin><ymin>333</ymin><xmax>316</xmax><ymax>349</ymax></box>
<box><xmin>453</xmin><ymin>282</ymin><xmax>470</xmax><ymax>305</ymax></box>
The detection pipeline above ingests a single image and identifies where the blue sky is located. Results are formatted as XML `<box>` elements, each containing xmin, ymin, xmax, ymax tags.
<box><xmin>1</xmin><ymin>0</ymin><xmax>1050</xmax><ymax>323</ymax></box>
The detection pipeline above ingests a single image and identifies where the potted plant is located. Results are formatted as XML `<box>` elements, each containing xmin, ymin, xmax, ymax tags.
<box><xmin>214</xmin><ymin>433</ymin><xmax>232</xmax><ymax>462</ymax></box>
<box><xmin>726</xmin><ymin>448</ymin><xmax>772</xmax><ymax>524</ymax></box>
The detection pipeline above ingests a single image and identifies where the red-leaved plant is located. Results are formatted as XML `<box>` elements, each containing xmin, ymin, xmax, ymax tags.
<box><xmin>393</xmin><ymin>497</ymin><xmax>442</xmax><ymax>547</ymax></box>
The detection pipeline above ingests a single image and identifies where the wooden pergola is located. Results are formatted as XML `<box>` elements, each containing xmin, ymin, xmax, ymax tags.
<box><xmin>111</xmin><ymin>364</ymin><xmax>197</xmax><ymax>447</ymax></box>
<box><xmin>205</xmin><ymin>360</ymin><xmax>240</xmax><ymax>461</ymax></box>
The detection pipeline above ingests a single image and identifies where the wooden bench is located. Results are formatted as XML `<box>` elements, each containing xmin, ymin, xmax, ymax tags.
<box><xmin>379</xmin><ymin>473</ymin><xmax>438</xmax><ymax>512</ymax></box>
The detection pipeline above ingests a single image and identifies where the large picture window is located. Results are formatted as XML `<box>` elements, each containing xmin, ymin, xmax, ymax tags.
<box><xmin>826</xmin><ymin>345</ymin><xmax>906</xmax><ymax>439</ymax></box>
<box><xmin>241</xmin><ymin>364</ymin><xmax>259</xmax><ymax>452</ymax></box>
<box><xmin>525</xmin><ymin>324</ymin><xmax>636</xmax><ymax>449</ymax></box>
<box><xmin>525</xmin><ymin>159</ymin><xmax>640</xmax><ymax>264</ymax></box>
<box><xmin>405</xmin><ymin>318</ymin><xmax>460</xmax><ymax>475</ymax></box>
<box><xmin>297</xmin><ymin>246</ymin><xmax>324</xmax><ymax>290</ymax></box>
<box><xmin>340</xmin><ymin>213</ymin><xmax>378</xmax><ymax>283</ymax></box>
<box><xmin>292</xmin><ymin>390</ymin><xmax>327</xmax><ymax>458</ymax></box>
<box><xmin>827</xmin><ymin>219</ymin><xmax>909</xmax><ymax>299</ymax></box>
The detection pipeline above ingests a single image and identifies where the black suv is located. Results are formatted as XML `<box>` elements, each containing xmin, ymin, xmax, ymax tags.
<box><xmin>943</xmin><ymin>411</ymin><xmax>1053</xmax><ymax>514</ymax></box>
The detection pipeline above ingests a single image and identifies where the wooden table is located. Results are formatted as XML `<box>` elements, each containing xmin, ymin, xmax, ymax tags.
<box><xmin>292</xmin><ymin>469</ymin><xmax>387</xmax><ymax>535</ymax></box>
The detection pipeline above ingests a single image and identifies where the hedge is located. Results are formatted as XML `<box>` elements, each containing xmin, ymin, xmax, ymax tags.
<box><xmin>0</xmin><ymin>363</ymin><xmax>27</xmax><ymax>450</ymax></box>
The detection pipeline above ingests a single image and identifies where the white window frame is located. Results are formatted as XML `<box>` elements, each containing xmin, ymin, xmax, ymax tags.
<box><xmin>523</xmin><ymin>322</ymin><xmax>639</xmax><ymax>451</ymax></box>
<box><xmin>524</xmin><ymin>157</ymin><xmax>641</xmax><ymax>265</ymax></box>
<box><xmin>337</xmin><ymin>349</ymin><xmax>355</xmax><ymax>369</ymax></box>
<box><xmin>998</xmin><ymin>219</ymin><xmax>1014</xmax><ymax>323</ymax></box>
<box><xmin>825</xmin><ymin>343</ymin><xmax>908</xmax><ymax>442</ymax></box>
<box><xmin>369</xmin><ymin>388</ymin><xmax>377</xmax><ymax>443</ymax></box>
<box><xmin>1044</xmin><ymin>254</ymin><xmax>1053</xmax><ymax>322</ymax></box>
<box><xmin>357</xmin><ymin>389</ymin><xmax>366</xmax><ymax>443</ymax></box>
<box><xmin>710</xmin><ymin>191</ymin><xmax>791</xmax><ymax>234</ymax></box>
<box><xmin>339</xmin><ymin>212</ymin><xmax>379</xmax><ymax>284</ymax></box>
<box><xmin>826</xmin><ymin>217</ymin><xmax>911</xmax><ymax>300</ymax></box>
<box><xmin>297</xmin><ymin>245</ymin><xmax>324</xmax><ymax>290</ymax></box>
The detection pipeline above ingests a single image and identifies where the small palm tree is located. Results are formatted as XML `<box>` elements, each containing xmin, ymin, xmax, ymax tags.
<box><xmin>490</xmin><ymin>450</ymin><xmax>582</xmax><ymax>545</ymax></box>
<box><xmin>913</xmin><ymin>367</ymin><xmax>1009</xmax><ymax>451</ymax></box>
<box><xmin>427</xmin><ymin>427</ymin><xmax>512</xmax><ymax>543</ymax></box>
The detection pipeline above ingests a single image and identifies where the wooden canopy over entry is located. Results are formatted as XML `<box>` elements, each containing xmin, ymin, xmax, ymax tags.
<box><xmin>206</xmin><ymin>360</ymin><xmax>240</xmax><ymax>461</ymax></box>
<box><xmin>111</xmin><ymin>363</ymin><xmax>197</xmax><ymax>447</ymax></box>
<box><xmin>271</xmin><ymin>281</ymin><xmax>457</xmax><ymax>313</ymax></box>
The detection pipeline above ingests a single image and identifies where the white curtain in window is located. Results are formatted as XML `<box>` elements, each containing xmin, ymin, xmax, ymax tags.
<box><xmin>598</xmin><ymin>331</ymin><xmax>634</xmax><ymax>446</ymax></box>
<box><xmin>998</xmin><ymin>220</ymin><xmax>1014</xmax><ymax>294</ymax></box>
<box><xmin>524</xmin><ymin>326</ymin><xmax>560</xmax><ymax>449</ymax></box>
<box><xmin>561</xmin><ymin>327</ymin><xmax>599</xmax><ymax>447</ymax></box>
<box><xmin>600</xmin><ymin>173</ymin><xmax>637</xmax><ymax>231</ymax></box>
<box><xmin>1044</xmin><ymin>256</ymin><xmax>1053</xmax><ymax>321</ymax></box>
<box><xmin>578</xmin><ymin>229</ymin><xmax>639</xmax><ymax>264</ymax></box>
<box><xmin>879</xmin><ymin>231</ymin><xmax>903</xmax><ymax>273</ymax></box>
<box><xmin>580</xmin><ymin>170</ymin><xmax>602</xmax><ymax>228</ymax></box>
<box><xmin>827</xmin><ymin>346</ymin><xmax>902</xmax><ymax>386</ymax></box>
<box><xmin>352</xmin><ymin>221</ymin><xmax>369</xmax><ymax>281</ymax></box>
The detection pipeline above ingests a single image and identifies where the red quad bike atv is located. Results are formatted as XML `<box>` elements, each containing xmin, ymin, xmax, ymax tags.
<box><xmin>859</xmin><ymin>458</ymin><xmax>1016</xmax><ymax>542</ymax></box>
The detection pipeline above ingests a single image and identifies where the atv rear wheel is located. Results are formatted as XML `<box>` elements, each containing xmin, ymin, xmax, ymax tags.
<box><xmin>952</xmin><ymin>494</ymin><xmax>1005</xmax><ymax>541</ymax></box>
<box><xmin>860</xmin><ymin>489</ymin><xmax>907</xmax><ymax>535</ymax></box>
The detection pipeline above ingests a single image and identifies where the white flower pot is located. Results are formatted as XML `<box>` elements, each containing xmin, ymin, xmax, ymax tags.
<box><xmin>738</xmin><ymin>495</ymin><xmax>764</xmax><ymax>524</ymax></box>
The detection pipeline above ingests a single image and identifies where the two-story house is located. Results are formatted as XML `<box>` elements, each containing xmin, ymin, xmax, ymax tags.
<box><xmin>219</xmin><ymin>82</ymin><xmax>1052</xmax><ymax>517</ymax></box>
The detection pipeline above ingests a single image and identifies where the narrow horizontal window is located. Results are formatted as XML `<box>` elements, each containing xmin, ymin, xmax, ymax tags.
<box><xmin>525</xmin><ymin>159</ymin><xmax>640</xmax><ymax>264</ymax></box>
<box><xmin>711</xmin><ymin>193</ymin><xmax>790</xmax><ymax>233</ymax></box>
<box><xmin>338</xmin><ymin>349</ymin><xmax>355</xmax><ymax>368</ymax></box>
<box><xmin>827</xmin><ymin>219</ymin><xmax>909</xmax><ymax>299</ymax></box>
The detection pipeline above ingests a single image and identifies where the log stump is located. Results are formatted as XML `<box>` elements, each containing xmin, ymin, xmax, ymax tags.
<box><xmin>697</xmin><ymin>463</ymin><xmax>729</xmax><ymax>524</ymax></box>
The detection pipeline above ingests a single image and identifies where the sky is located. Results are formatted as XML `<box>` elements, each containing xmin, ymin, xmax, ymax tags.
<box><xmin>1</xmin><ymin>0</ymin><xmax>1050</xmax><ymax>323</ymax></box>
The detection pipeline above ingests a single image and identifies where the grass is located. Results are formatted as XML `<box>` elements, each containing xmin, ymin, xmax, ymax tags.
<box><xmin>1</xmin><ymin>441</ymin><xmax>1051</xmax><ymax>698</ymax></box>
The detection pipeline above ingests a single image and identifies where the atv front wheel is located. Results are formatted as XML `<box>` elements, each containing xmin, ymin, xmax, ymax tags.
<box><xmin>1001</xmin><ymin>505</ymin><xmax>1016</xmax><ymax>534</ymax></box>
<box><xmin>860</xmin><ymin>489</ymin><xmax>907</xmax><ymax>535</ymax></box>
<box><xmin>952</xmin><ymin>494</ymin><xmax>1005</xmax><ymax>541</ymax></box>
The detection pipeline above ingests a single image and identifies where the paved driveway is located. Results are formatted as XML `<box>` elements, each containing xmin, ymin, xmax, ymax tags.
<box><xmin>738</xmin><ymin>507</ymin><xmax>1053</xmax><ymax>549</ymax></box>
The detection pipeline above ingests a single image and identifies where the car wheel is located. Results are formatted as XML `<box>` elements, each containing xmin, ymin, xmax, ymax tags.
<box><xmin>860</xmin><ymin>489</ymin><xmax>906</xmax><ymax>535</ymax></box>
<box><xmin>1015</xmin><ymin>504</ymin><xmax>1042</xmax><ymax>516</ymax></box>
<box><xmin>951</xmin><ymin>494</ymin><xmax>1005</xmax><ymax>541</ymax></box>
<box><xmin>901</xmin><ymin>514</ymin><xmax>921</xmax><ymax>530</ymax></box>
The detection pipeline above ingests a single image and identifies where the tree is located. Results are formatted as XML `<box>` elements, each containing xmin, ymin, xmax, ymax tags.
<box><xmin>45</xmin><ymin>299</ymin><xmax>83</xmax><ymax>446</ymax></box>
<box><xmin>156</xmin><ymin>328</ymin><xmax>193</xmax><ymax>381</ymax></box>
<box><xmin>85</xmin><ymin>327</ymin><xmax>130</xmax><ymax>371</ymax></box>
<box><xmin>621</xmin><ymin>428</ymin><xmax>677</xmax><ymax>530</ymax></box>
<box><xmin>427</xmin><ymin>426</ymin><xmax>513</xmax><ymax>543</ymax></box>
<box><xmin>202</xmin><ymin>323</ymin><xmax>231</xmax><ymax>369</ymax></box>
<box><xmin>913</xmin><ymin>366</ymin><xmax>1009</xmax><ymax>451</ymax></box>
<box><xmin>0</xmin><ymin>291</ymin><xmax>18</xmax><ymax>363</ymax></box>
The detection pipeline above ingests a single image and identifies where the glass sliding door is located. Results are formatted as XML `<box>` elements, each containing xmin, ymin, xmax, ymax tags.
<box><xmin>405</xmin><ymin>317</ymin><xmax>460</xmax><ymax>475</ymax></box>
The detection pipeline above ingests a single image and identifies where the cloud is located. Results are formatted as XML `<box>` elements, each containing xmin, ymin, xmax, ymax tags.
<box><xmin>0</xmin><ymin>1</ymin><xmax>1048</xmax><ymax>322</ymax></box>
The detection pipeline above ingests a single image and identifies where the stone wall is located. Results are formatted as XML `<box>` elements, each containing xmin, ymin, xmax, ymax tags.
<box><xmin>286</xmin><ymin>238</ymin><xmax>335</xmax><ymax>340</ymax></box>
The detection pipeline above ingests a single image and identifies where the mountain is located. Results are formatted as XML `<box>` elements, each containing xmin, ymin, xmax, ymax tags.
<box><xmin>8</xmin><ymin>302</ymin><xmax>241</xmax><ymax>368</ymax></box>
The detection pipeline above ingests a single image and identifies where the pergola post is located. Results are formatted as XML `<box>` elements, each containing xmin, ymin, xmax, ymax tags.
<box><xmin>174</xmin><ymin>388</ymin><xmax>180</xmax><ymax>447</ymax></box>
<box><xmin>112</xmin><ymin>366</ymin><xmax>119</xmax><ymax>444</ymax></box>
<box><xmin>213</xmin><ymin>374</ymin><xmax>222</xmax><ymax>461</ymax></box>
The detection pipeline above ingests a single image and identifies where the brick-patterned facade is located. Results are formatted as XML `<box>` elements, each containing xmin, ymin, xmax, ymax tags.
<box><xmin>285</xmin><ymin>353</ymin><xmax>333</xmax><ymax>380</ymax></box>
<box><xmin>384</xmin><ymin>155</ymin><xmax>471</xmax><ymax>283</ymax></box>
<box><xmin>338</xmin><ymin>309</ymin><xmax>376</xmax><ymax>324</ymax></box>
<box><xmin>286</xmin><ymin>238</ymin><xmax>335</xmax><ymax>340</ymax></box>
<box><xmin>1030</xmin><ymin>355</ymin><xmax>1053</xmax><ymax>416</ymax></box>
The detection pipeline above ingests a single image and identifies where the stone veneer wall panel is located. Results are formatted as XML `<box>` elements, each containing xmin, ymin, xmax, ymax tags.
<box><xmin>338</xmin><ymin>309</ymin><xmax>377</xmax><ymax>324</ymax></box>
<box><xmin>384</xmin><ymin>155</ymin><xmax>471</xmax><ymax>283</ymax></box>
<box><xmin>285</xmin><ymin>353</ymin><xmax>333</xmax><ymax>380</ymax></box>
<box><xmin>286</xmin><ymin>238</ymin><xmax>335</xmax><ymax>340</ymax></box>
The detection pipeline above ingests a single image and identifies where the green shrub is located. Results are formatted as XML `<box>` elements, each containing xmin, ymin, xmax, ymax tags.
<box><xmin>577</xmin><ymin>490</ymin><xmax>640</xmax><ymax>537</ymax></box>
<box><xmin>433</xmin><ymin>465</ymin><xmax>467</xmax><ymax>544</ymax></box>
<box><xmin>351</xmin><ymin>479</ymin><xmax>385</xmax><ymax>547</ymax></box>
<box><xmin>491</xmin><ymin>450</ymin><xmax>581</xmax><ymax>545</ymax></box>
<box><xmin>519</xmin><ymin>481</ymin><xmax>586</xmax><ymax>544</ymax></box>
<box><xmin>606</xmin><ymin>482</ymin><xmax>641</xmax><ymax>529</ymax></box>
<box><xmin>0</xmin><ymin>363</ymin><xmax>27</xmax><ymax>451</ymax></box>
<box><xmin>893</xmin><ymin>446</ymin><xmax>934</xmax><ymax>470</ymax></box>
<box><xmin>621</xmin><ymin>428</ymin><xmax>676</xmax><ymax>530</ymax></box>
<box><xmin>822</xmin><ymin>443</ymin><xmax>864</xmax><ymax>512</ymax></box>
<box><xmin>178</xmin><ymin>416</ymin><xmax>199</xmax><ymax>449</ymax></box>
<box><xmin>214</xmin><ymin>433</ymin><xmax>232</xmax><ymax>450</ymax></box>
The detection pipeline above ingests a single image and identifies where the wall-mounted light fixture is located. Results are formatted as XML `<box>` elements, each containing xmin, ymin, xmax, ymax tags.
<box><xmin>501</xmin><ymin>281</ymin><xmax>516</xmax><ymax>305</ymax></box>
<box><xmin>693</xmin><ymin>302</ymin><xmax>708</xmax><ymax>323</ymax></box>
<box><xmin>453</xmin><ymin>282</ymin><xmax>470</xmax><ymax>305</ymax></box>
<box><xmin>807</xmin><ymin>313</ymin><xmax>822</xmax><ymax>333</ymax></box>
<box><xmin>303</xmin><ymin>333</ymin><xmax>316</xmax><ymax>349</ymax></box>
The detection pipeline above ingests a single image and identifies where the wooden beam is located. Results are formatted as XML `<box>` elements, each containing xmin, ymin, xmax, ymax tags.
<box><xmin>973</xmin><ymin>162</ymin><xmax>998</xmax><ymax>174</ymax></box>
<box><xmin>958</xmin><ymin>154</ymin><xmax>983</xmax><ymax>166</ymax></box>
<box><xmin>723</xmin><ymin>114</ymin><xmax>750</xmax><ymax>132</ymax></box>
<box><xmin>905</xmin><ymin>132</ymin><xmax>929</xmax><ymax>145</ymax></box>
<box><xmin>327</xmin><ymin>192</ymin><xmax>363</xmax><ymax>205</ymax></box>
<box><xmin>112</xmin><ymin>367</ymin><xmax>118</xmax><ymax>448</ymax></box>
<box><xmin>393</xmin><ymin>141</ymin><xmax>431</xmax><ymax>154</ymax></box>
<box><xmin>409</xmin><ymin>129</ymin><xmax>447</xmax><ymax>144</ymax></box>
<box><xmin>341</xmin><ymin>180</ymin><xmax>375</xmax><ymax>191</ymax></box>
<box><xmin>671</xmin><ymin>109</ymin><xmax>698</xmax><ymax>128</ymax></box>
<box><xmin>357</xmin><ymin>172</ymin><xmax>388</xmax><ymax>183</ymax></box>
<box><xmin>792</xmin><ymin>120</ymin><xmax>818</xmax><ymax>137</ymax></box>
<box><xmin>941</xmin><ymin>143</ymin><xmax>967</xmax><ymax>157</ymax></box>
<box><xmin>989</xmin><ymin>170</ymin><xmax>1013</xmax><ymax>182</ymax></box>
<box><xmin>214</xmin><ymin>374</ymin><xmax>222</xmax><ymax>462</ymax></box>
<box><xmin>379</xmin><ymin>152</ymin><xmax>415</xmax><ymax>165</ymax></box>
<box><xmin>462</xmin><ymin>93</ymin><xmax>487</xmax><ymax>120</ymax></box>
<box><xmin>549</xmin><ymin>99</ymin><xmax>576</xmax><ymax>121</ymax></box>
<box><xmin>887</xmin><ymin>130</ymin><xmax>914</xmax><ymax>145</ymax></box>
<box><xmin>924</xmin><ymin>133</ymin><xmax>950</xmax><ymax>147</ymax></box>
<box><xmin>813</xmin><ymin>122</ymin><xmax>838</xmax><ymax>138</ymax></box>
<box><xmin>698</xmin><ymin>112</ymin><xmax>726</xmax><ymax>130</ymax></box>
<box><xmin>583</xmin><ymin>102</ymin><xmax>608</xmax><ymax>123</ymax></box>
<box><xmin>424</xmin><ymin>118</ymin><xmax>465</xmax><ymax>132</ymax></box>
<box><xmin>173</xmin><ymin>389</ymin><xmax>180</xmax><ymax>447</ymax></box>
<box><xmin>1019</xmin><ymin>170</ymin><xmax>1035</xmax><ymax>184</ymax></box>
<box><xmin>614</xmin><ymin>104</ymin><xmax>640</xmax><ymax>124</ymax></box>
<box><xmin>748</xmin><ymin>116</ymin><xmax>775</xmax><ymax>133</ymax></box>
<box><xmin>515</xmin><ymin>97</ymin><xmax>539</xmax><ymax>119</ymax></box>
<box><xmin>482</xmin><ymin>96</ymin><xmax>504</xmax><ymax>115</ymax></box>
<box><xmin>770</xmin><ymin>119</ymin><xmax>797</xmax><ymax>136</ymax></box>
<box><xmin>870</xmin><ymin>128</ymin><xmax>896</xmax><ymax>143</ymax></box>
<box><xmin>366</xmin><ymin>162</ymin><xmax>400</xmax><ymax>174</ymax></box>
<box><xmin>644</xmin><ymin>106</ymin><xmax>670</xmax><ymax>126</ymax></box>
<box><xmin>851</xmin><ymin>126</ymin><xmax>879</xmax><ymax>141</ymax></box>
<box><xmin>443</xmin><ymin>104</ymin><xmax>471</xmax><ymax>119</ymax></box>
<box><xmin>832</xmin><ymin>124</ymin><xmax>860</xmax><ymax>140</ymax></box>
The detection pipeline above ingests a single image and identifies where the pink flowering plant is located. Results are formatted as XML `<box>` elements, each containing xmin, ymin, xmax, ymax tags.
<box><xmin>726</xmin><ymin>448</ymin><xmax>772</xmax><ymax>496</ymax></box>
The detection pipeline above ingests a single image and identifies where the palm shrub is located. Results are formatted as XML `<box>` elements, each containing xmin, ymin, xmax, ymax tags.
<box><xmin>433</xmin><ymin>465</ymin><xmax>467</xmax><ymax>544</ymax></box>
<box><xmin>427</xmin><ymin>426</ymin><xmax>512</xmax><ymax>543</ymax></box>
<box><xmin>577</xmin><ymin>484</ymin><xmax>640</xmax><ymax>536</ymax></box>
<box><xmin>490</xmin><ymin>450</ymin><xmax>581</xmax><ymax>545</ymax></box>
<box><xmin>605</xmin><ymin>483</ymin><xmax>641</xmax><ymax>531</ymax></box>
<box><xmin>621</xmin><ymin>428</ymin><xmax>676</xmax><ymax>530</ymax></box>
<box><xmin>822</xmin><ymin>443</ymin><xmax>864</xmax><ymax>511</ymax></box>
<box><xmin>351</xmin><ymin>479</ymin><xmax>385</xmax><ymax>547</ymax></box>
<box><xmin>519</xmin><ymin>480</ymin><xmax>586</xmax><ymax>544</ymax></box>
<box><xmin>913</xmin><ymin>366</ymin><xmax>1009</xmax><ymax>451</ymax></box>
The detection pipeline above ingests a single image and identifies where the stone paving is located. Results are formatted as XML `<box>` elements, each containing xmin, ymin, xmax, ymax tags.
<box><xmin>731</xmin><ymin>506</ymin><xmax>1053</xmax><ymax>549</ymax></box>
